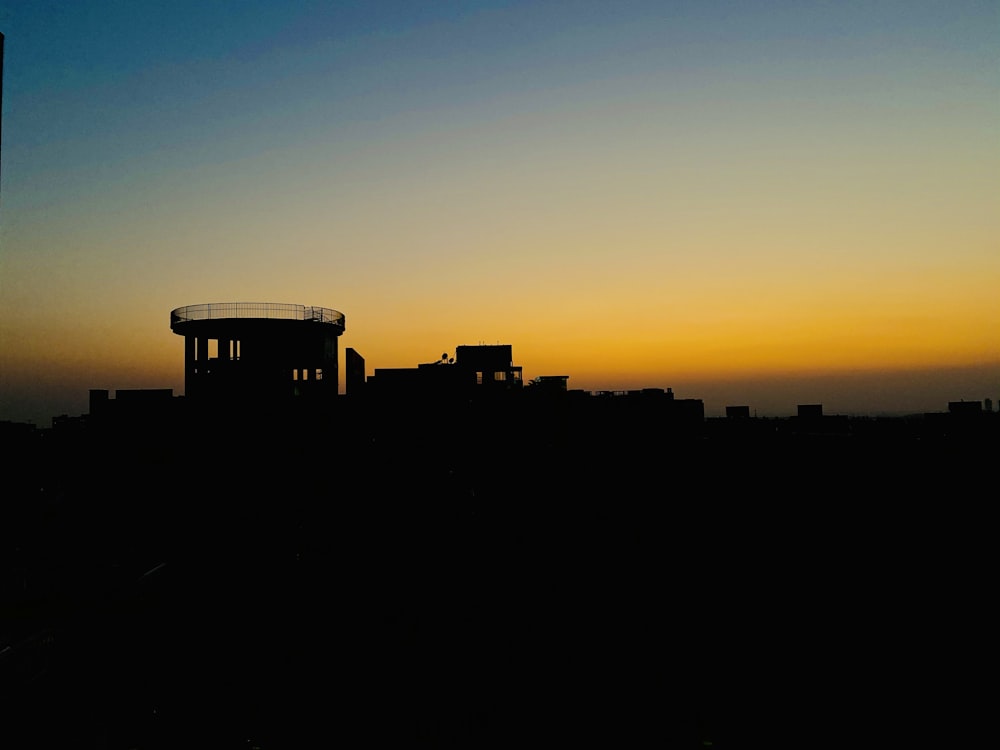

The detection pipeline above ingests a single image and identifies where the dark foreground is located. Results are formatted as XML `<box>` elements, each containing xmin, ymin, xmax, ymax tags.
<box><xmin>3</xmin><ymin>401</ymin><xmax>996</xmax><ymax>747</ymax></box>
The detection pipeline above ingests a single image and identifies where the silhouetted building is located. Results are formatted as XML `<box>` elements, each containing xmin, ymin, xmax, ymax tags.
<box><xmin>345</xmin><ymin>347</ymin><xmax>366</xmax><ymax>396</ymax></box>
<box><xmin>112</xmin><ymin>388</ymin><xmax>175</xmax><ymax>407</ymax></box>
<box><xmin>366</xmin><ymin>343</ymin><xmax>523</xmax><ymax>398</ymax></box>
<box><xmin>530</xmin><ymin>375</ymin><xmax>570</xmax><ymax>394</ymax></box>
<box><xmin>948</xmin><ymin>400</ymin><xmax>982</xmax><ymax>415</ymax></box>
<box><xmin>726</xmin><ymin>405</ymin><xmax>751</xmax><ymax>419</ymax></box>
<box><xmin>797</xmin><ymin>404</ymin><xmax>823</xmax><ymax>419</ymax></box>
<box><xmin>82</xmin><ymin>388</ymin><xmax>180</xmax><ymax>442</ymax></box>
<box><xmin>88</xmin><ymin>387</ymin><xmax>175</xmax><ymax>419</ymax></box>
<box><xmin>170</xmin><ymin>302</ymin><xmax>345</xmax><ymax>407</ymax></box>
<box><xmin>89</xmin><ymin>388</ymin><xmax>110</xmax><ymax>415</ymax></box>
<box><xmin>456</xmin><ymin>344</ymin><xmax>523</xmax><ymax>390</ymax></box>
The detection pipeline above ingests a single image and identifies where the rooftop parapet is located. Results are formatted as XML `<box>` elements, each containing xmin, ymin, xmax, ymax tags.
<box><xmin>170</xmin><ymin>302</ymin><xmax>345</xmax><ymax>331</ymax></box>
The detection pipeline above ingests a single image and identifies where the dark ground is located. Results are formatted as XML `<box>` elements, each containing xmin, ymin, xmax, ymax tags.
<box><xmin>3</xmin><ymin>400</ymin><xmax>995</xmax><ymax>747</ymax></box>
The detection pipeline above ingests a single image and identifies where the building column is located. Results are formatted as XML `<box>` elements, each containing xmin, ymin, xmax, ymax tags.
<box><xmin>185</xmin><ymin>335</ymin><xmax>196</xmax><ymax>397</ymax></box>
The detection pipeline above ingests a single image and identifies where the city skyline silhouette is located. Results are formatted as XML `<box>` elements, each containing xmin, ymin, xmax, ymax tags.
<box><xmin>3</xmin><ymin>298</ymin><xmax>995</xmax><ymax>749</ymax></box>
<box><xmin>2</xmin><ymin>3</ymin><xmax>998</xmax><ymax>426</ymax></box>
<box><xmin>1</xmin><ymin>3</ymin><xmax>998</xmax><ymax>747</ymax></box>
<box><xmin>1</xmin><ymin>296</ymin><xmax>996</xmax><ymax>428</ymax></box>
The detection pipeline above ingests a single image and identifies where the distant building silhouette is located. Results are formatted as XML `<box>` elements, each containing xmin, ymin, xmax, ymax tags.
<box><xmin>169</xmin><ymin>302</ymin><xmax>345</xmax><ymax>407</ymax></box>
<box><xmin>345</xmin><ymin>347</ymin><xmax>366</xmax><ymax>396</ymax></box>
<box><xmin>797</xmin><ymin>404</ymin><xmax>823</xmax><ymax>419</ymax></box>
<box><xmin>27</xmin><ymin>299</ymin><xmax>995</xmax><ymax>450</ymax></box>
<box><xmin>530</xmin><ymin>375</ymin><xmax>570</xmax><ymax>394</ymax></box>
<box><xmin>365</xmin><ymin>343</ymin><xmax>523</xmax><ymax>398</ymax></box>
<box><xmin>948</xmin><ymin>400</ymin><xmax>982</xmax><ymax>415</ymax></box>
<box><xmin>455</xmin><ymin>344</ymin><xmax>523</xmax><ymax>390</ymax></box>
<box><xmin>88</xmin><ymin>387</ymin><xmax>174</xmax><ymax>417</ymax></box>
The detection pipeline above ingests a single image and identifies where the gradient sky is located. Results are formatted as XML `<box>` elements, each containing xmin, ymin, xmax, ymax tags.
<box><xmin>1</xmin><ymin>0</ymin><xmax>998</xmax><ymax>424</ymax></box>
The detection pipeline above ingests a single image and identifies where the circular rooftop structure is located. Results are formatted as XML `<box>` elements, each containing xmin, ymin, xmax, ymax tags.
<box><xmin>170</xmin><ymin>302</ymin><xmax>345</xmax><ymax>332</ymax></box>
<box><xmin>170</xmin><ymin>302</ymin><xmax>345</xmax><ymax>404</ymax></box>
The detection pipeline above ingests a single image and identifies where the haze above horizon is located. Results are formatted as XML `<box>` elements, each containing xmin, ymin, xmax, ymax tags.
<box><xmin>1</xmin><ymin>1</ymin><xmax>998</xmax><ymax>425</ymax></box>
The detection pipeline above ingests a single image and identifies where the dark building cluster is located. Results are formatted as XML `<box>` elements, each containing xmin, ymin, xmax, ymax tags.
<box><xmin>3</xmin><ymin>300</ymin><xmax>997</xmax><ymax>748</ymax></box>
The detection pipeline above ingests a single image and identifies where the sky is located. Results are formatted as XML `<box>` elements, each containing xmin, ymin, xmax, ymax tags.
<box><xmin>1</xmin><ymin>0</ymin><xmax>998</xmax><ymax>424</ymax></box>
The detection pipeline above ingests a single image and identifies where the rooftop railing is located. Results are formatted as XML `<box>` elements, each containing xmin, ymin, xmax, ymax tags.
<box><xmin>171</xmin><ymin>302</ymin><xmax>345</xmax><ymax>329</ymax></box>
